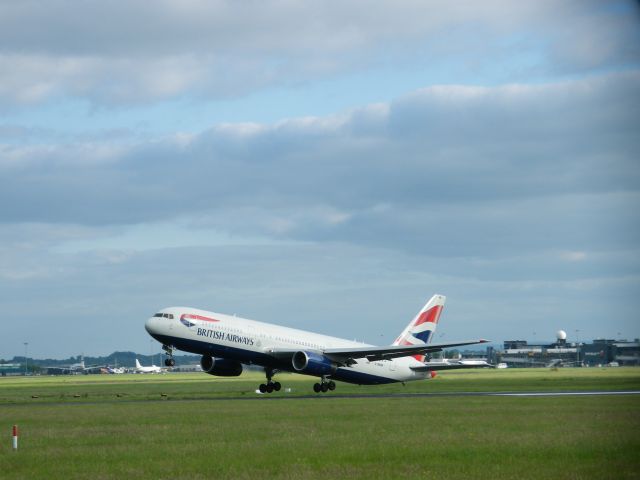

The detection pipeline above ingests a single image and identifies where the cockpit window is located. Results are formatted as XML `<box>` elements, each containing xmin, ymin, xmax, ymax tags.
<box><xmin>153</xmin><ymin>313</ymin><xmax>174</xmax><ymax>319</ymax></box>
<box><xmin>153</xmin><ymin>313</ymin><xmax>163</xmax><ymax>317</ymax></box>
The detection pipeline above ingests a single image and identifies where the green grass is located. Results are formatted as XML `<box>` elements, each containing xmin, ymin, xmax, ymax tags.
<box><xmin>1</xmin><ymin>367</ymin><xmax>638</xmax><ymax>404</ymax></box>
<box><xmin>0</xmin><ymin>369</ymin><xmax>638</xmax><ymax>479</ymax></box>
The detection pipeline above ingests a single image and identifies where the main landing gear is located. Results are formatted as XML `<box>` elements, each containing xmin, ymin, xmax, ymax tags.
<box><xmin>259</xmin><ymin>367</ymin><xmax>281</xmax><ymax>394</ymax></box>
<box><xmin>313</xmin><ymin>377</ymin><xmax>336</xmax><ymax>393</ymax></box>
<box><xmin>162</xmin><ymin>344</ymin><xmax>176</xmax><ymax>367</ymax></box>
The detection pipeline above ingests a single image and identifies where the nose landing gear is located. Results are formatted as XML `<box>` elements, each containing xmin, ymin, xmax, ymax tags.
<box><xmin>162</xmin><ymin>344</ymin><xmax>176</xmax><ymax>367</ymax></box>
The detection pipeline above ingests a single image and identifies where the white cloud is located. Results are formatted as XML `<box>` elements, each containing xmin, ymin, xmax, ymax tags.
<box><xmin>1</xmin><ymin>66</ymin><xmax>638</xmax><ymax>357</ymax></box>
<box><xmin>2</xmin><ymin>72</ymin><xmax>638</xmax><ymax>243</ymax></box>
<box><xmin>0</xmin><ymin>1</ymin><xmax>637</xmax><ymax>106</ymax></box>
<box><xmin>560</xmin><ymin>251</ymin><xmax>587</xmax><ymax>262</ymax></box>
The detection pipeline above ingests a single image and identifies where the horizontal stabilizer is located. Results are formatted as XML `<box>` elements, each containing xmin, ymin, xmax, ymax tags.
<box><xmin>410</xmin><ymin>359</ymin><xmax>494</xmax><ymax>372</ymax></box>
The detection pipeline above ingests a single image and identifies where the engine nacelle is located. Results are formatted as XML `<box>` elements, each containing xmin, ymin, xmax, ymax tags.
<box><xmin>292</xmin><ymin>351</ymin><xmax>337</xmax><ymax>376</ymax></box>
<box><xmin>200</xmin><ymin>356</ymin><xmax>243</xmax><ymax>377</ymax></box>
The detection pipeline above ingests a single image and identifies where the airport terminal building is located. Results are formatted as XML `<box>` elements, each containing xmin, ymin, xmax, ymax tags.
<box><xmin>0</xmin><ymin>363</ymin><xmax>23</xmax><ymax>376</ymax></box>
<box><xmin>496</xmin><ymin>331</ymin><xmax>640</xmax><ymax>367</ymax></box>
<box><xmin>581</xmin><ymin>339</ymin><xmax>640</xmax><ymax>367</ymax></box>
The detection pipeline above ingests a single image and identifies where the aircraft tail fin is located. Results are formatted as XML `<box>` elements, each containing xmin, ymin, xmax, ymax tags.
<box><xmin>392</xmin><ymin>294</ymin><xmax>446</xmax><ymax>361</ymax></box>
<box><xmin>135</xmin><ymin>359</ymin><xmax>141</xmax><ymax>369</ymax></box>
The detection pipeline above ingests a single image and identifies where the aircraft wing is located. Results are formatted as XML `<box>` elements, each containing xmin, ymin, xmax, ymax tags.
<box><xmin>322</xmin><ymin>339</ymin><xmax>489</xmax><ymax>364</ymax></box>
<box><xmin>267</xmin><ymin>339</ymin><xmax>489</xmax><ymax>366</ymax></box>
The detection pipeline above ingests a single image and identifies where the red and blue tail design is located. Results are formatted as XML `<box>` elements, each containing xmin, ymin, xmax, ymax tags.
<box><xmin>393</xmin><ymin>294</ymin><xmax>446</xmax><ymax>362</ymax></box>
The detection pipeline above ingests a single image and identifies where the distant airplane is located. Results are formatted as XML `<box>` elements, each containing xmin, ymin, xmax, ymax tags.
<box><xmin>144</xmin><ymin>294</ymin><xmax>489</xmax><ymax>393</ymax></box>
<box><xmin>69</xmin><ymin>357</ymin><xmax>86</xmax><ymax>371</ymax></box>
<box><xmin>106</xmin><ymin>366</ymin><xmax>126</xmax><ymax>374</ymax></box>
<box><xmin>134</xmin><ymin>358</ymin><xmax>164</xmax><ymax>374</ymax></box>
<box><xmin>545</xmin><ymin>359</ymin><xmax>583</xmax><ymax>368</ymax></box>
<box><xmin>45</xmin><ymin>355</ymin><xmax>95</xmax><ymax>375</ymax></box>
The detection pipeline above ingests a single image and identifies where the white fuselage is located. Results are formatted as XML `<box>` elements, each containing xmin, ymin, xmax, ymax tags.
<box><xmin>136</xmin><ymin>365</ymin><xmax>162</xmax><ymax>374</ymax></box>
<box><xmin>145</xmin><ymin>307</ymin><xmax>431</xmax><ymax>385</ymax></box>
<box><xmin>135</xmin><ymin>360</ymin><xmax>163</xmax><ymax>373</ymax></box>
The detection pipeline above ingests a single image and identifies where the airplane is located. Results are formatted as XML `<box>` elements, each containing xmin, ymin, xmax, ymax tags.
<box><xmin>45</xmin><ymin>355</ymin><xmax>98</xmax><ymax>375</ymax></box>
<box><xmin>144</xmin><ymin>294</ymin><xmax>489</xmax><ymax>393</ymax></box>
<box><xmin>106</xmin><ymin>366</ymin><xmax>126</xmax><ymax>374</ymax></box>
<box><xmin>134</xmin><ymin>358</ymin><xmax>164</xmax><ymax>374</ymax></box>
<box><xmin>68</xmin><ymin>357</ymin><xmax>86</xmax><ymax>371</ymax></box>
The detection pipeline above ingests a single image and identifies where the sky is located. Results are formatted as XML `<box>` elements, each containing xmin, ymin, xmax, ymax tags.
<box><xmin>1</xmin><ymin>0</ymin><xmax>639</xmax><ymax>359</ymax></box>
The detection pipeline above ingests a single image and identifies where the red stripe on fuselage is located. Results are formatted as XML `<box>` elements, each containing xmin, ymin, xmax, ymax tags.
<box><xmin>181</xmin><ymin>313</ymin><xmax>220</xmax><ymax>323</ymax></box>
<box><xmin>413</xmin><ymin>305</ymin><xmax>443</xmax><ymax>327</ymax></box>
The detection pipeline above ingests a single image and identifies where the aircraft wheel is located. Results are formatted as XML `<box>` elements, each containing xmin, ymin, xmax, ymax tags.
<box><xmin>273</xmin><ymin>382</ymin><xmax>281</xmax><ymax>391</ymax></box>
<box><xmin>313</xmin><ymin>383</ymin><xmax>321</xmax><ymax>393</ymax></box>
<box><xmin>259</xmin><ymin>383</ymin><xmax>267</xmax><ymax>393</ymax></box>
<box><xmin>266</xmin><ymin>383</ymin><xmax>274</xmax><ymax>393</ymax></box>
<box><xmin>328</xmin><ymin>381</ymin><xmax>336</xmax><ymax>391</ymax></box>
<box><xmin>320</xmin><ymin>382</ymin><xmax>329</xmax><ymax>393</ymax></box>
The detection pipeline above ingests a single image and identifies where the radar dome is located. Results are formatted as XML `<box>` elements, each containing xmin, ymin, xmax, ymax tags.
<box><xmin>556</xmin><ymin>330</ymin><xmax>567</xmax><ymax>341</ymax></box>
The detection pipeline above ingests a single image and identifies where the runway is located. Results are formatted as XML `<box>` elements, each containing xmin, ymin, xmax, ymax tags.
<box><xmin>253</xmin><ymin>390</ymin><xmax>640</xmax><ymax>401</ymax></box>
<box><xmin>484</xmin><ymin>391</ymin><xmax>640</xmax><ymax>397</ymax></box>
<box><xmin>8</xmin><ymin>389</ymin><xmax>639</xmax><ymax>408</ymax></box>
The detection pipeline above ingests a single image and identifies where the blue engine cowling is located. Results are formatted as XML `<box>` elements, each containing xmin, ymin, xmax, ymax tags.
<box><xmin>200</xmin><ymin>355</ymin><xmax>243</xmax><ymax>377</ymax></box>
<box><xmin>292</xmin><ymin>351</ymin><xmax>337</xmax><ymax>376</ymax></box>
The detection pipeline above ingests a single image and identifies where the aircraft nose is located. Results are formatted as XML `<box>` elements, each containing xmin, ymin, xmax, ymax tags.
<box><xmin>145</xmin><ymin>316</ymin><xmax>160</xmax><ymax>335</ymax></box>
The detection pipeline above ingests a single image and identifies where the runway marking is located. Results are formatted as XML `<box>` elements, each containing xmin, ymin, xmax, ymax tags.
<box><xmin>488</xmin><ymin>391</ymin><xmax>640</xmax><ymax>397</ymax></box>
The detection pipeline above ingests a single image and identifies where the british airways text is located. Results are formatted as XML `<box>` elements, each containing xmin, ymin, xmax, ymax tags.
<box><xmin>197</xmin><ymin>328</ymin><xmax>255</xmax><ymax>346</ymax></box>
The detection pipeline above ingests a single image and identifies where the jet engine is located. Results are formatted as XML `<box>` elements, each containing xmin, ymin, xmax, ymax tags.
<box><xmin>200</xmin><ymin>355</ymin><xmax>243</xmax><ymax>377</ymax></box>
<box><xmin>292</xmin><ymin>351</ymin><xmax>337</xmax><ymax>376</ymax></box>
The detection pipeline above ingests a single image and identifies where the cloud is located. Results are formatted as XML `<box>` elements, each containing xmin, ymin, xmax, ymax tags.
<box><xmin>0</xmin><ymin>1</ymin><xmax>637</xmax><ymax>106</ymax></box>
<box><xmin>1</xmin><ymin>72</ymin><xmax>637</xmax><ymax>247</ymax></box>
<box><xmin>1</xmin><ymin>234</ymin><xmax>638</xmax><ymax>357</ymax></box>
<box><xmin>1</xmin><ymin>67</ymin><xmax>638</xmax><ymax>357</ymax></box>
<box><xmin>559</xmin><ymin>251</ymin><xmax>587</xmax><ymax>262</ymax></box>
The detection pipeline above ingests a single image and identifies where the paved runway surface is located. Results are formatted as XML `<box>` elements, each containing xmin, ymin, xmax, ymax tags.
<box><xmin>253</xmin><ymin>390</ymin><xmax>640</xmax><ymax>401</ymax></box>
<box><xmin>485</xmin><ymin>391</ymin><xmax>640</xmax><ymax>397</ymax></box>
<box><xmin>7</xmin><ymin>390</ymin><xmax>639</xmax><ymax>407</ymax></box>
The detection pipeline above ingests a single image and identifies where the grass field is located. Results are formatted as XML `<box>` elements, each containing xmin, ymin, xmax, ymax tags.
<box><xmin>1</xmin><ymin>368</ymin><xmax>639</xmax><ymax>479</ymax></box>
